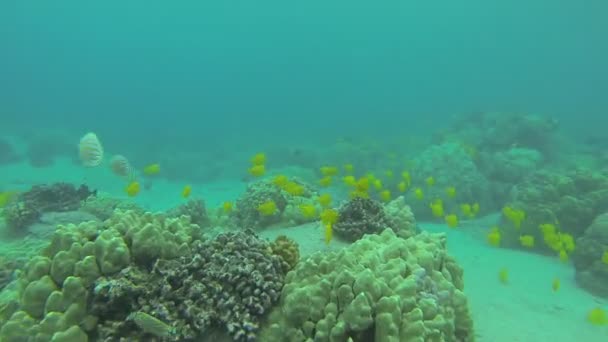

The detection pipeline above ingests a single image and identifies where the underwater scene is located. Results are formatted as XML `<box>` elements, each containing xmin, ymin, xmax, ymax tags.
<box><xmin>1</xmin><ymin>1</ymin><xmax>608</xmax><ymax>341</ymax></box>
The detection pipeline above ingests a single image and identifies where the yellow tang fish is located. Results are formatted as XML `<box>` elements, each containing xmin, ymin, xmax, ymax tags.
<box><xmin>257</xmin><ymin>200</ymin><xmax>277</xmax><ymax>216</ymax></box>
<box><xmin>182</xmin><ymin>185</ymin><xmax>192</xmax><ymax>198</ymax></box>
<box><xmin>249</xmin><ymin>165</ymin><xmax>265</xmax><ymax>177</ymax></box>
<box><xmin>143</xmin><ymin>163</ymin><xmax>161</xmax><ymax>176</ymax></box>
<box><xmin>222</xmin><ymin>201</ymin><xmax>233</xmax><ymax>213</ymax></box>
<box><xmin>552</xmin><ymin>278</ymin><xmax>560</xmax><ymax>292</ymax></box>
<box><xmin>445</xmin><ymin>214</ymin><xmax>458</xmax><ymax>228</ymax></box>
<box><xmin>125</xmin><ymin>181</ymin><xmax>140</xmax><ymax>197</ymax></box>
<box><xmin>324</xmin><ymin>223</ymin><xmax>333</xmax><ymax>245</ymax></box>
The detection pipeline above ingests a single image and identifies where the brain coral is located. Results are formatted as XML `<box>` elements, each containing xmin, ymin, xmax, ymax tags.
<box><xmin>260</xmin><ymin>229</ymin><xmax>474</xmax><ymax>342</ymax></box>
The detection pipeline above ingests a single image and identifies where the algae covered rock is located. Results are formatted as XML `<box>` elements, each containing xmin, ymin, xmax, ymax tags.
<box><xmin>501</xmin><ymin>169</ymin><xmax>608</xmax><ymax>254</ymax></box>
<box><xmin>405</xmin><ymin>143</ymin><xmax>493</xmax><ymax>219</ymax></box>
<box><xmin>260</xmin><ymin>229</ymin><xmax>474</xmax><ymax>342</ymax></box>
<box><xmin>572</xmin><ymin>212</ymin><xmax>608</xmax><ymax>298</ymax></box>
<box><xmin>233</xmin><ymin>177</ymin><xmax>319</xmax><ymax>229</ymax></box>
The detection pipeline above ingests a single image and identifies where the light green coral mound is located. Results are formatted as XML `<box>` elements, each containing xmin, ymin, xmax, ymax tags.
<box><xmin>0</xmin><ymin>210</ymin><xmax>202</xmax><ymax>342</ymax></box>
<box><xmin>260</xmin><ymin>229</ymin><xmax>474</xmax><ymax>342</ymax></box>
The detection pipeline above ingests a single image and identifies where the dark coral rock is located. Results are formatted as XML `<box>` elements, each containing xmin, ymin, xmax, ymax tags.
<box><xmin>2</xmin><ymin>183</ymin><xmax>96</xmax><ymax>232</ymax></box>
<box><xmin>572</xmin><ymin>213</ymin><xmax>608</xmax><ymax>298</ymax></box>
<box><xmin>0</xmin><ymin>138</ymin><xmax>20</xmax><ymax>165</ymax></box>
<box><xmin>167</xmin><ymin>199</ymin><xmax>209</xmax><ymax>228</ymax></box>
<box><xmin>334</xmin><ymin>197</ymin><xmax>394</xmax><ymax>241</ymax></box>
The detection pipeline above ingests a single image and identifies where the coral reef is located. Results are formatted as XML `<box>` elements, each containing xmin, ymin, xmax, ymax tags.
<box><xmin>233</xmin><ymin>177</ymin><xmax>318</xmax><ymax>229</ymax></box>
<box><xmin>270</xmin><ymin>235</ymin><xmax>300</xmax><ymax>272</ymax></box>
<box><xmin>91</xmin><ymin>230</ymin><xmax>286</xmax><ymax>341</ymax></box>
<box><xmin>2</xmin><ymin>183</ymin><xmax>96</xmax><ymax>232</ymax></box>
<box><xmin>383</xmin><ymin>196</ymin><xmax>418</xmax><ymax>239</ymax></box>
<box><xmin>260</xmin><ymin>229</ymin><xmax>474</xmax><ymax>342</ymax></box>
<box><xmin>334</xmin><ymin>196</ymin><xmax>417</xmax><ymax>241</ymax></box>
<box><xmin>0</xmin><ymin>210</ymin><xmax>202</xmax><ymax>341</ymax></box>
<box><xmin>435</xmin><ymin>112</ymin><xmax>559</xmax><ymax>155</ymax></box>
<box><xmin>167</xmin><ymin>198</ymin><xmax>209</xmax><ymax>228</ymax></box>
<box><xmin>501</xmin><ymin>169</ymin><xmax>608</xmax><ymax>252</ymax></box>
<box><xmin>572</xmin><ymin>213</ymin><xmax>608</xmax><ymax>298</ymax></box>
<box><xmin>334</xmin><ymin>197</ymin><xmax>394</xmax><ymax>241</ymax></box>
<box><xmin>79</xmin><ymin>194</ymin><xmax>143</xmax><ymax>221</ymax></box>
<box><xmin>405</xmin><ymin>143</ymin><xmax>493</xmax><ymax>219</ymax></box>
<box><xmin>0</xmin><ymin>257</ymin><xmax>23</xmax><ymax>292</ymax></box>
<box><xmin>0</xmin><ymin>138</ymin><xmax>20</xmax><ymax>165</ymax></box>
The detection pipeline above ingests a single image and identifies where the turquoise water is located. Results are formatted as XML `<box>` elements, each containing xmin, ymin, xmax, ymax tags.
<box><xmin>1</xmin><ymin>1</ymin><xmax>608</xmax><ymax>341</ymax></box>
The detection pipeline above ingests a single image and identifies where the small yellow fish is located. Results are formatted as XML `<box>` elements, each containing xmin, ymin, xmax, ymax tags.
<box><xmin>248</xmin><ymin>164</ymin><xmax>265</xmax><ymax>177</ymax></box>
<box><xmin>472</xmin><ymin>202</ymin><xmax>480</xmax><ymax>215</ymax></box>
<box><xmin>552</xmin><ymin>278</ymin><xmax>560</xmax><ymax>292</ymax></box>
<box><xmin>181</xmin><ymin>185</ymin><xmax>192</xmax><ymax>198</ymax></box>
<box><xmin>430</xmin><ymin>199</ymin><xmax>444</xmax><ymax>218</ymax></box>
<box><xmin>257</xmin><ymin>200</ymin><xmax>277</xmax><ymax>216</ymax></box>
<box><xmin>273</xmin><ymin>174</ymin><xmax>289</xmax><ymax>188</ymax></box>
<box><xmin>425</xmin><ymin>176</ymin><xmax>435</xmax><ymax>186</ymax></box>
<box><xmin>460</xmin><ymin>203</ymin><xmax>473</xmax><ymax>218</ymax></box>
<box><xmin>414</xmin><ymin>188</ymin><xmax>424</xmax><ymax>200</ymax></box>
<box><xmin>320</xmin><ymin>166</ymin><xmax>339</xmax><ymax>177</ymax></box>
<box><xmin>397</xmin><ymin>181</ymin><xmax>408</xmax><ymax>192</ymax></box>
<box><xmin>222</xmin><ymin>201</ymin><xmax>233</xmax><ymax>213</ymax></box>
<box><xmin>401</xmin><ymin>171</ymin><xmax>411</xmax><ymax>185</ymax></box>
<box><xmin>125</xmin><ymin>181</ymin><xmax>140</xmax><ymax>197</ymax></box>
<box><xmin>343</xmin><ymin>175</ymin><xmax>356</xmax><ymax>187</ymax></box>
<box><xmin>343</xmin><ymin>164</ymin><xmax>354</xmax><ymax>174</ymax></box>
<box><xmin>299</xmin><ymin>204</ymin><xmax>317</xmax><ymax>218</ymax></box>
<box><xmin>320</xmin><ymin>208</ymin><xmax>339</xmax><ymax>226</ymax></box>
<box><xmin>587</xmin><ymin>307</ymin><xmax>608</xmax><ymax>326</ymax></box>
<box><xmin>319</xmin><ymin>176</ymin><xmax>332</xmax><ymax>187</ymax></box>
<box><xmin>251</xmin><ymin>152</ymin><xmax>266</xmax><ymax>166</ymax></box>
<box><xmin>445</xmin><ymin>214</ymin><xmax>458</xmax><ymax>228</ymax></box>
<box><xmin>284</xmin><ymin>182</ymin><xmax>304</xmax><ymax>196</ymax></box>
<box><xmin>380</xmin><ymin>190</ymin><xmax>391</xmax><ymax>203</ymax></box>
<box><xmin>385</xmin><ymin>170</ymin><xmax>394</xmax><ymax>178</ymax></box>
<box><xmin>143</xmin><ymin>163</ymin><xmax>160</xmax><ymax>176</ymax></box>
<box><xmin>0</xmin><ymin>191</ymin><xmax>18</xmax><ymax>207</ymax></box>
<box><xmin>487</xmin><ymin>227</ymin><xmax>501</xmax><ymax>247</ymax></box>
<box><xmin>445</xmin><ymin>186</ymin><xmax>456</xmax><ymax>198</ymax></box>
<box><xmin>558</xmin><ymin>249</ymin><xmax>569</xmax><ymax>262</ymax></box>
<box><xmin>324</xmin><ymin>223</ymin><xmax>333</xmax><ymax>245</ymax></box>
<box><xmin>372</xmin><ymin>179</ymin><xmax>383</xmax><ymax>191</ymax></box>
<box><xmin>317</xmin><ymin>193</ymin><xmax>332</xmax><ymax>208</ymax></box>
<box><xmin>498</xmin><ymin>268</ymin><xmax>509</xmax><ymax>285</ymax></box>
<box><xmin>602</xmin><ymin>251</ymin><xmax>608</xmax><ymax>265</ymax></box>
<box><xmin>519</xmin><ymin>235</ymin><xmax>535</xmax><ymax>248</ymax></box>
